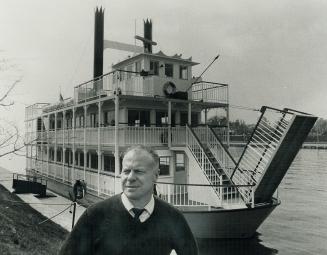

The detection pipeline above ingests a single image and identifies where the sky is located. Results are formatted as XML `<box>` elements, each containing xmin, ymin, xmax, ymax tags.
<box><xmin>1</xmin><ymin>0</ymin><xmax>327</xmax><ymax>170</ymax></box>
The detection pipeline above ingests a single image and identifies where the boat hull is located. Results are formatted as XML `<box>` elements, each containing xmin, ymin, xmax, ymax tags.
<box><xmin>30</xmin><ymin>172</ymin><xmax>279</xmax><ymax>239</ymax></box>
<box><xmin>183</xmin><ymin>201</ymin><xmax>278</xmax><ymax>238</ymax></box>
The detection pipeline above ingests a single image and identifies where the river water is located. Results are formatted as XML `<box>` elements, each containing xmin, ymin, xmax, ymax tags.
<box><xmin>198</xmin><ymin>149</ymin><xmax>327</xmax><ymax>254</ymax></box>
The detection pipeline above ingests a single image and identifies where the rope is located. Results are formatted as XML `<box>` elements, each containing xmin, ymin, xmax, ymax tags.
<box><xmin>0</xmin><ymin>199</ymin><xmax>72</xmax><ymax>206</ymax></box>
<box><xmin>38</xmin><ymin>203</ymin><xmax>73</xmax><ymax>225</ymax></box>
<box><xmin>230</xmin><ymin>104</ymin><xmax>260</xmax><ymax>112</ymax></box>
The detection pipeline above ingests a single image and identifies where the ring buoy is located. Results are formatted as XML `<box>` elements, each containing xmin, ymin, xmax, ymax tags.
<box><xmin>163</xmin><ymin>82</ymin><xmax>176</xmax><ymax>97</ymax></box>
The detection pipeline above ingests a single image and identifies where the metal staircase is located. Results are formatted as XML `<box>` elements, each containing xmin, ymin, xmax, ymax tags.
<box><xmin>186</xmin><ymin>125</ymin><xmax>243</xmax><ymax>206</ymax></box>
<box><xmin>230</xmin><ymin>106</ymin><xmax>317</xmax><ymax>205</ymax></box>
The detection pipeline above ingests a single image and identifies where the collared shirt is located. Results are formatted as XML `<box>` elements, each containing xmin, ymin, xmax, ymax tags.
<box><xmin>121</xmin><ymin>193</ymin><xmax>155</xmax><ymax>223</ymax></box>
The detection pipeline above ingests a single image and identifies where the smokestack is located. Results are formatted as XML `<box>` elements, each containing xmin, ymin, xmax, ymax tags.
<box><xmin>94</xmin><ymin>7</ymin><xmax>104</xmax><ymax>81</ymax></box>
<box><xmin>144</xmin><ymin>19</ymin><xmax>152</xmax><ymax>53</ymax></box>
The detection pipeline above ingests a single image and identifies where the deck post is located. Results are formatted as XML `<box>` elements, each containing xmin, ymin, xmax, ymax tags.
<box><xmin>83</xmin><ymin>105</ymin><xmax>87</xmax><ymax>181</ymax></box>
<box><xmin>114</xmin><ymin>90</ymin><xmax>120</xmax><ymax>195</ymax></box>
<box><xmin>62</xmin><ymin>110</ymin><xmax>66</xmax><ymax>182</ymax></box>
<box><xmin>188</xmin><ymin>103</ymin><xmax>191</xmax><ymax>126</ymax></box>
<box><xmin>83</xmin><ymin>150</ymin><xmax>87</xmax><ymax>181</ymax></box>
<box><xmin>72</xmin><ymin>107</ymin><xmax>75</xmax><ymax>185</ymax></box>
<box><xmin>220</xmin><ymin>175</ymin><xmax>223</xmax><ymax>207</ymax></box>
<box><xmin>97</xmin><ymin>101</ymin><xmax>102</xmax><ymax>196</ymax></box>
<box><xmin>97</xmin><ymin>150</ymin><xmax>102</xmax><ymax>196</ymax></box>
<box><xmin>54</xmin><ymin>113</ymin><xmax>57</xmax><ymax>178</ymax></box>
<box><xmin>168</xmin><ymin>100</ymin><xmax>171</xmax><ymax>147</ymax></box>
<box><xmin>40</xmin><ymin>115</ymin><xmax>44</xmax><ymax>175</ymax></box>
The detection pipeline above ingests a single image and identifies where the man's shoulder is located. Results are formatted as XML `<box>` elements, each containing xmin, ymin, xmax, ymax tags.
<box><xmin>87</xmin><ymin>194</ymin><xmax>122</xmax><ymax>215</ymax></box>
<box><xmin>154</xmin><ymin>196</ymin><xmax>184</xmax><ymax>217</ymax></box>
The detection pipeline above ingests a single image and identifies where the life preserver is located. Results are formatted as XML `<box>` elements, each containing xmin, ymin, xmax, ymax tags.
<box><xmin>163</xmin><ymin>82</ymin><xmax>176</xmax><ymax>96</ymax></box>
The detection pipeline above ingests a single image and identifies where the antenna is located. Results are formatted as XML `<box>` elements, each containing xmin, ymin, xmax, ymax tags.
<box><xmin>186</xmin><ymin>54</ymin><xmax>220</xmax><ymax>92</ymax></box>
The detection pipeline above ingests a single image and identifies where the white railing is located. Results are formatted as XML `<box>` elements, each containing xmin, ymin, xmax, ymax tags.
<box><xmin>64</xmin><ymin>129</ymin><xmax>74</xmax><ymax>144</ymax></box>
<box><xmin>185</xmin><ymin>125</ymin><xmax>222</xmax><ymax>199</ymax></box>
<box><xmin>48</xmin><ymin>162</ymin><xmax>56</xmax><ymax>178</ymax></box>
<box><xmin>48</xmin><ymin>130</ymin><xmax>55</xmax><ymax>144</ymax></box>
<box><xmin>45</xmin><ymin>126</ymin><xmax>188</xmax><ymax>147</ymax></box>
<box><xmin>75</xmin><ymin>73</ymin><xmax>154</xmax><ymax>102</ymax></box>
<box><xmin>232</xmin><ymin>107</ymin><xmax>294</xmax><ymax>204</ymax></box>
<box><xmin>99</xmin><ymin>173</ymin><xmax>117</xmax><ymax>196</ymax></box>
<box><xmin>101</xmin><ymin>127</ymin><xmax>115</xmax><ymax>146</ymax></box>
<box><xmin>63</xmin><ymin>166</ymin><xmax>73</xmax><ymax>184</ymax></box>
<box><xmin>191</xmin><ymin>81</ymin><xmax>228</xmax><ymax>103</ymax></box>
<box><xmin>86</xmin><ymin>128</ymin><xmax>98</xmax><ymax>145</ymax></box>
<box><xmin>122</xmin><ymin>126</ymin><xmax>168</xmax><ymax>146</ymax></box>
<box><xmin>157</xmin><ymin>182</ymin><xmax>246</xmax><ymax>209</ymax></box>
<box><xmin>171</xmin><ymin>127</ymin><xmax>187</xmax><ymax>146</ymax></box>
<box><xmin>193</xmin><ymin>126</ymin><xmax>236</xmax><ymax>178</ymax></box>
<box><xmin>74</xmin><ymin>128</ymin><xmax>84</xmax><ymax>145</ymax></box>
<box><xmin>211</xmin><ymin>127</ymin><xmax>228</xmax><ymax>144</ymax></box>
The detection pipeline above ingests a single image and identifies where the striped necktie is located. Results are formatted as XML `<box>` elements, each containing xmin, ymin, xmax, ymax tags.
<box><xmin>131</xmin><ymin>208</ymin><xmax>145</xmax><ymax>222</ymax></box>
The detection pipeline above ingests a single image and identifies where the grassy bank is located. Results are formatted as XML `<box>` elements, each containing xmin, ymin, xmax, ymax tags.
<box><xmin>0</xmin><ymin>184</ymin><xmax>68</xmax><ymax>255</ymax></box>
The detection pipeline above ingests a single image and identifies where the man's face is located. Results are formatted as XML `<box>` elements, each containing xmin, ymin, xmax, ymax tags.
<box><xmin>121</xmin><ymin>149</ymin><xmax>158</xmax><ymax>204</ymax></box>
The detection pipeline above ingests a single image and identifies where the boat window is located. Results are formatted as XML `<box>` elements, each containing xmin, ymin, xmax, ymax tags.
<box><xmin>104</xmin><ymin>154</ymin><xmax>115</xmax><ymax>173</ymax></box>
<box><xmin>65</xmin><ymin>149</ymin><xmax>71</xmax><ymax>165</ymax></box>
<box><xmin>57</xmin><ymin>119</ymin><xmax>62</xmax><ymax>129</ymax></box>
<box><xmin>150</xmin><ymin>61</ymin><xmax>159</xmax><ymax>75</ymax></box>
<box><xmin>50</xmin><ymin>148</ymin><xmax>55</xmax><ymax>161</ymax></box>
<box><xmin>80</xmin><ymin>152</ymin><xmax>84</xmax><ymax>167</ymax></box>
<box><xmin>159</xmin><ymin>157</ymin><xmax>170</xmax><ymax>175</ymax></box>
<box><xmin>56</xmin><ymin>148</ymin><xmax>62</xmax><ymax>162</ymax></box>
<box><xmin>156</xmin><ymin>111</ymin><xmax>176</xmax><ymax>127</ymax></box>
<box><xmin>180</xmin><ymin>112</ymin><xmax>198</xmax><ymax>126</ymax></box>
<box><xmin>176</xmin><ymin>153</ymin><xmax>185</xmax><ymax>172</ymax></box>
<box><xmin>90</xmin><ymin>152</ymin><xmax>98</xmax><ymax>169</ymax></box>
<box><xmin>126</xmin><ymin>65</ymin><xmax>133</xmax><ymax>80</ymax></box>
<box><xmin>179</xmin><ymin>66</ymin><xmax>188</xmax><ymax>80</ymax></box>
<box><xmin>104</xmin><ymin>111</ymin><xmax>115</xmax><ymax>126</ymax></box>
<box><xmin>128</xmin><ymin>110</ymin><xmax>150</xmax><ymax>126</ymax></box>
<box><xmin>165</xmin><ymin>63</ymin><xmax>173</xmax><ymax>77</ymax></box>
<box><xmin>76</xmin><ymin>115</ymin><xmax>85</xmax><ymax>128</ymax></box>
<box><xmin>90</xmin><ymin>113</ymin><xmax>98</xmax><ymax>127</ymax></box>
<box><xmin>135</xmin><ymin>61</ymin><xmax>141</xmax><ymax>73</ymax></box>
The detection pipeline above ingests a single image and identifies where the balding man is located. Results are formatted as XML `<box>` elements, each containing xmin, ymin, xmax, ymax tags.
<box><xmin>60</xmin><ymin>145</ymin><xmax>198</xmax><ymax>255</ymax></box>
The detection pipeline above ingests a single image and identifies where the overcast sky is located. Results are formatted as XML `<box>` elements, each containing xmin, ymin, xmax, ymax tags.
<box><xmin>1</xmin><ymin>0</ymin><xmax>327</xmax><ymax>169</ymax></box>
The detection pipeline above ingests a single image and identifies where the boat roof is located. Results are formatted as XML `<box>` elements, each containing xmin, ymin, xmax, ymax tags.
<box><xmin>112</xmin><ymin>51</ymin><xmax>199</xmax><ymax>69</ymax></box>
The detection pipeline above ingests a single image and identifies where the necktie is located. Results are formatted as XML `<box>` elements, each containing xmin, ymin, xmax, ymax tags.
<box><xmin>131</xmin><ymin>208</ymin><xmax>145</xmax><ymax>222</ymax></box>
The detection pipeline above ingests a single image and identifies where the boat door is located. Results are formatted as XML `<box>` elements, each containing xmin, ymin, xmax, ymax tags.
<box><xmin>173</xmin><ymin>152</ymin><xmax>187</xmax><ymax>184</ymax></box>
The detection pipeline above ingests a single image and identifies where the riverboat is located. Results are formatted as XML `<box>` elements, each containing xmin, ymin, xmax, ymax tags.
<box><xmin>24</xmin><ymin>7</ymin><xmax>317</xmax><ymax>238</ymax></box>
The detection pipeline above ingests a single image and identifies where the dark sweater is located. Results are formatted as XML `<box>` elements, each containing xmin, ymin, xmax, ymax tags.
<box><xmin>60</xmin><ymin>195</ymin><xmax>198</xmax><ymax>255</ymax></box>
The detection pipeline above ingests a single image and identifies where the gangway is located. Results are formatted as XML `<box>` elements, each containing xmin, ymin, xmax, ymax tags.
<box><xmin>230</xmin><ymin>106</ymin><xmax>317</xmax><ymax>205</ymax></box>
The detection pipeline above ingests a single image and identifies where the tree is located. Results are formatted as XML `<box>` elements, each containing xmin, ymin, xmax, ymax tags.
<box><xmin>0</xmin><ymin>78</ymin><xmax>25</xmax><ymax>157</ymax></box>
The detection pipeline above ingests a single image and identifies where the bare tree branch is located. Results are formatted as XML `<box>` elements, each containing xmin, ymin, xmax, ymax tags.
<box><xmin>0</xmin><ymin>78</ymin><xmax>21</xmax><ymax>103</ymax></box>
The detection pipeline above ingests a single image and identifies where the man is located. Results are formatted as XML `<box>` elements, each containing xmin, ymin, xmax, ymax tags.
<box><xmin>60</xmin><ymin>145</ymin><xmax>198</xmax><ymax>255</ymax></box>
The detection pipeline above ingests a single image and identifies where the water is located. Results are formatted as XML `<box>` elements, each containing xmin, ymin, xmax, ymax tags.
<box><xmin>198</xmin><ymin>149</ymin><xmax>327</xmax><ymax>254</ymax></box>
<box><xmin>2</xmin><ymin>149</ymin><xmax>326</xmax><ymax>254</ymax></box>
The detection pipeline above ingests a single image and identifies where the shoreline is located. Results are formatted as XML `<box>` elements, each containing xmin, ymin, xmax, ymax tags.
<box><xmin>0</xmin><ymin>166</ymin><xmax>85</xmax><ymax>232</ymax></box>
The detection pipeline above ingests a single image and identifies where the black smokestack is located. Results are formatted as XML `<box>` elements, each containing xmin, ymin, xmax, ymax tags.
<box><xmin>94</xmin><ymin>7</ymin><xmax>104</xmax><ymax>81</ymax></box>
<box><xmin>144</xmin><ymin>19</ymin><xmax>152</xmax><ymax>53</ymax></box>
